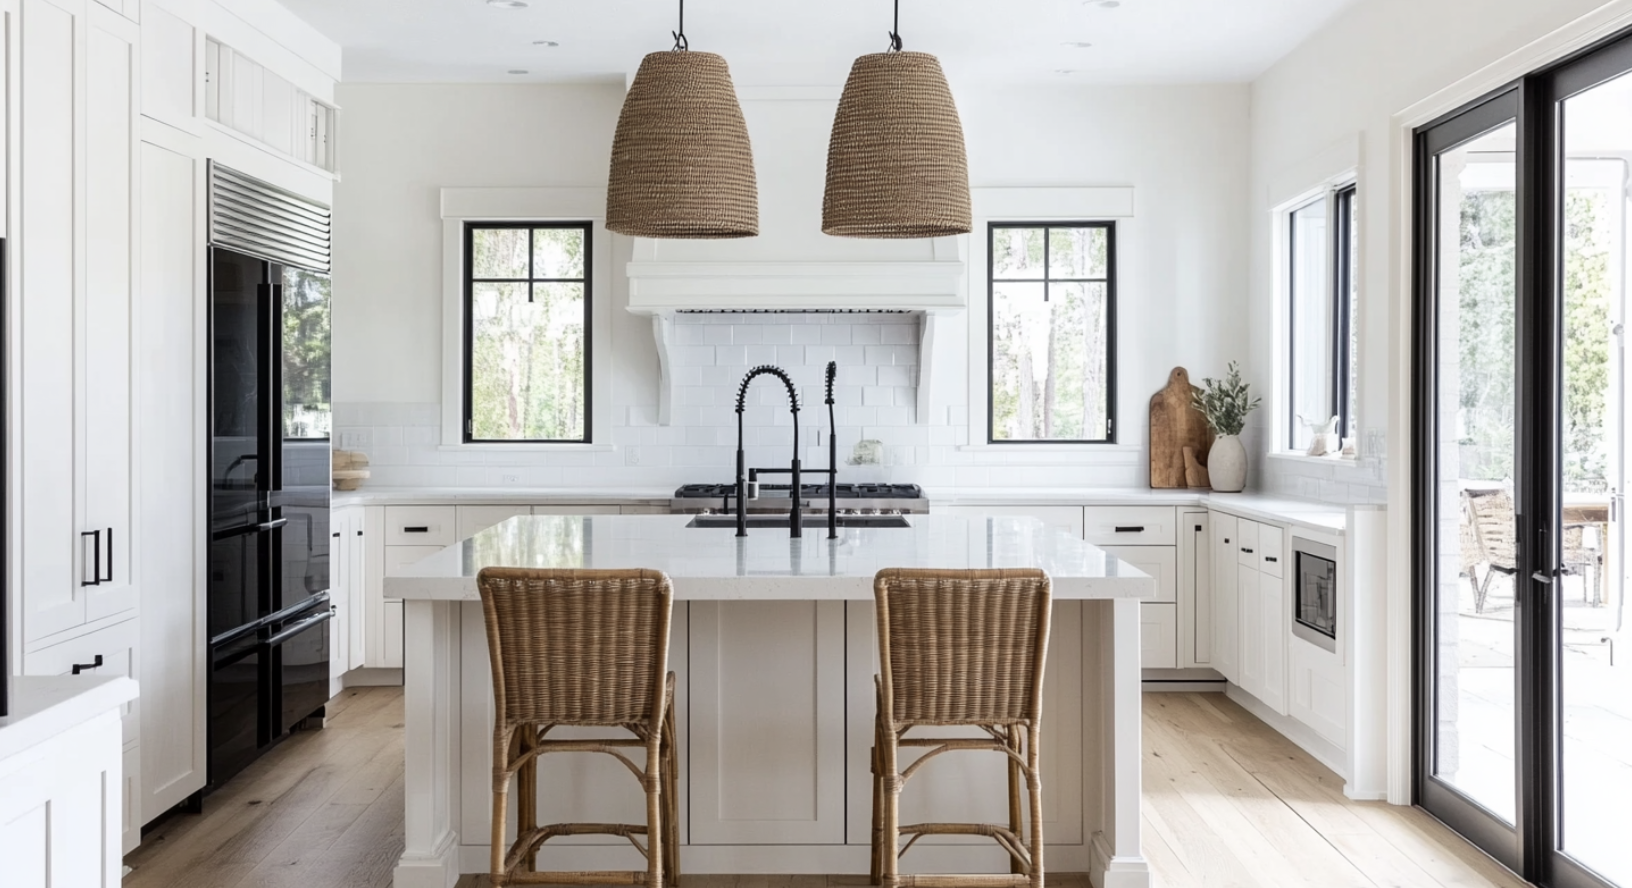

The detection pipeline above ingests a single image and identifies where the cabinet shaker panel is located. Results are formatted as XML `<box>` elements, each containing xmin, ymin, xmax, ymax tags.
<box><xmin>140</xmin><ymin>3</ymin><xmax>193</xmax><ymax>127</ymax></box>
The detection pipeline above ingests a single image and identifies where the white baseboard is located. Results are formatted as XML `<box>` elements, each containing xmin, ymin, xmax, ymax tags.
<box><xmin>1088</xmin><ymin>832</ymin><xmax>1151</xmax><ymax>888</ymax></box>
<box><xmin>394</xmin><ymin>830</ymin><xmax>460</xmax><ymax>888</ymax></box>
<box><xmin>1141</xmin><ymin>680</ymin><xmax>1227</xmax><ymax>693</ymax></box>
<box><xmin>344</xmin><ymin>667</ymin><xmax>404</xmax><ymax>688</ymax></box>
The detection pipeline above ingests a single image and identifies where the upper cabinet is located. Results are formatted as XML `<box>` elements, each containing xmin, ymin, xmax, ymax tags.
<box><xmin>17</xmin><ymin>0</ymin><xmax>140</xmax><ymax>645</ymax></box>
<box><xmin>205</xmin><ymin>37</ymin><xmax>337</xmax><ymax>173</ymax></box>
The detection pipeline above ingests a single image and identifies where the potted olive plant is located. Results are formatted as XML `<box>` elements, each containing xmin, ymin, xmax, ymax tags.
<box><xmin>1192</xmin><ymin>362</ymin><xmax>1261</xmax><ymax>493</ymax></box>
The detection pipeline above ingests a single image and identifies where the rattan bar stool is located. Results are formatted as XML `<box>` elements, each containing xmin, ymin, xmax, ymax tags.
<box><xmin>477</xmin><ymin>567</ymin><xmax>679</xmax><ymax>888</ymax></box>
<box><xmin>870</xmin><ymin>567</ymin><xmax>1052</xmax><ymax>888</ymax></box>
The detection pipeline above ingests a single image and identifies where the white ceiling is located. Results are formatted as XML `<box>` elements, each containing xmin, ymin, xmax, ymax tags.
<box><xmin>279</xmin><ymin>0</ymin><xmax>1360</xmax><ymax>86</ymax></box>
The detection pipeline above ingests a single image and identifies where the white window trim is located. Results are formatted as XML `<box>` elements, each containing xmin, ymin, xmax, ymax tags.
<box><xmin>1269</xmin><ymin>137</ymin><xmax>1361</xmax><ymax>463</ymax></box>
<box><xmin>964</xmin><ymin>186</ymin><xmax>1137</xmax><ymax>451</ymax></box>
<box><xmin>439</xmin><ymin>187</ymin><xmax>614</xmax><ymax>450</ymax></box>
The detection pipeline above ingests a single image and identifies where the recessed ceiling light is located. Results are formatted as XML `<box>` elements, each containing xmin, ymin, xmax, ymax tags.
<box><xmin>487</xmin><ymin>0</ymin><xmax>528</xmax><ymax>8</ymax></box>
<box><xmin>533</xmin><ymin>40</ymin><xmax>559</xmax><ymax>47</ymax></box>
<box><xmin>507</xmin><ymin>69</ymin><xmax>529</xmax><ymax>75</ymax></box>
<box><xmin>1062</xmin><ymin>41</ymin><xmax>1093</xmax><ymax>48</ymax></box>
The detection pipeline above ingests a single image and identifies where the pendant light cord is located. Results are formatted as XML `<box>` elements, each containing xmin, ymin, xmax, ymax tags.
<box><xmin>887</xmin><ymin>0</ymin><xmax>903</xmax><ymax>51</ymax></box>
<box><xmin>673</xmin><ymin>0</ymin><xmax>688</xmax><ymax>51</ymax></box>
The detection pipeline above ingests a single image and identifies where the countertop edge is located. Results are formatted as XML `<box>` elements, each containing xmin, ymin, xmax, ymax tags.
<box><xmin>0</xmin><ymin>675</ymin><xmax>139</xmax><ymax>763</ymax></box>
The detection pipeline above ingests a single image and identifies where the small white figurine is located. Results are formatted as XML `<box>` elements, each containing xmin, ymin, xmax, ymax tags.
<box><xmin>1299</xmin><ymin>414</ymin><xmax>1340</xmax><ymax>457</ymax></box>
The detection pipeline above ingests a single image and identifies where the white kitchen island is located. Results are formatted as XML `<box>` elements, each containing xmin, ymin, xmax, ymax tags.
<box><xmin>387</xmin><ymin>514</ymin><xmax>1154</xmax><ymax>888</ymax></box>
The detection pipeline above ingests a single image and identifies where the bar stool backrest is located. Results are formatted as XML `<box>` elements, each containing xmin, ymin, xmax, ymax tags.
<box><xmin>874</xmin><ymin>568</ymin><xmax>1052</xmax><ymax>728</ymax></box>
<box><xmin>477</xmin><ymin>568</ymin><xmax>673</xmax><ymax>728</ymax></box>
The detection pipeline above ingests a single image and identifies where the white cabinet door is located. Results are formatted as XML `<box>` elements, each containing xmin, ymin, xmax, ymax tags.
<box><xmin>346</xmin><ymin>509</ymin><xmax>366</xmax><ymax>670</ymax></box>
<box><xmin>19</xmin><ymin>0</ymin><xmax>85</xmax><ymax>642</ymax></box>
<box><xmin>135</xmin><ymin>140</ymin><xmax>206</xmax><ymax>825</ymax></box>
<box><xmin>139</xmin><ymin>2</ymin><xmax>193</xmax><ymax>129</ymax></box>
<box><xmin>385</xmin><ymin>545</ymin><xmax>445</xmax><ymax>578</ymax></box>
<box><xmin>81</xmin><ymin>6</ymin><xmax>138</xmax><ymax>623</ymax></box>
<box><xmin>382</xmin><ymin>601</ymin><xmax>403</xmax><ymax>669</ymax></box>
<box><xmin>689</xmin><ymin>600</ymin><xmax>846</xmax><ymax>844</ymax></box>
<box><xmin>1258</xmin><ymin>569</ymin><xmax>1288</xmax><ymax>715</ymax></box>
<box><xmin>1210</xmin><ymin>512</ymin><xmax>1239</xmax><ymax>684</ymax></box>
<box><xmin>1238</xmin><ymin>562</ymin><xmax>1263</xmax><ymax>699</ymax></box>
<box><xmin>1178</xmin><ymin>511</ymin><xmax>1211</xmax><ymax>668</ymax></box>
<box><xmin>1140</xmin><ymin>603</ymin><xmax>1179</xmax><ymax>669</ymax></box>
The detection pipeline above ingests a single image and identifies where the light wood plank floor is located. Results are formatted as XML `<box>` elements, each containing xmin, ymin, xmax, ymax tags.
<box><xmin>121</xmin><ymin>687</ymin><xmax>1527</xmax><ymax>887</ymax></box>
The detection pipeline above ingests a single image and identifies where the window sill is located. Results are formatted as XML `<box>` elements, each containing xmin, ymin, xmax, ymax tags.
<box><xmin>1266</xmin><ymin>451</ymin><xmax>1361</xmax><ymax>469</ymax></box>
<box><xmin>437</xmin><ymin>443</ymin><xmax>616</xmax><ymax>453</ymax></box>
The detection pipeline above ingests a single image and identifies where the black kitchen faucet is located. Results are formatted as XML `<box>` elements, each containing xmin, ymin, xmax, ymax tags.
<box><xmin>734</xmin><ymin>362</ymin><xmax>840</xmax><ymax>539</ymax></box>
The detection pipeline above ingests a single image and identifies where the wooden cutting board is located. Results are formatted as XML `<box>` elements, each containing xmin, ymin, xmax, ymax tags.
<box><xmin>1149</xmin><ymin>367</ymin><xmax>1214</xmax><ymax>489</ymax></box>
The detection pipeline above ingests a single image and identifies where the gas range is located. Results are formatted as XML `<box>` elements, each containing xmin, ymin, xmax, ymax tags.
<box><xmin>669</xmin><ymin>483</ymin><xmax>929</xmax><ymax>515</ymax></box>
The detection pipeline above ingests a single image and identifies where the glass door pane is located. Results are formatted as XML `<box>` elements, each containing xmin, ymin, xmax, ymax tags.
<box><xmin>1558</xmin><ymin>69</ymin><xmax>1632</xmax><ymax>888</ymax></box>
<box><xmin>1432</xmin><ymin>121</ymin><xmax>1520</xmax><ymax>826</ymax></box>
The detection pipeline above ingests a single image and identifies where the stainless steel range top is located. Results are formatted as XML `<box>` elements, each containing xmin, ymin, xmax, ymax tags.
<box><xmin>669</xmin><ymin>483</ymin><xmax>929</xmax><ymax>514</ymax></box>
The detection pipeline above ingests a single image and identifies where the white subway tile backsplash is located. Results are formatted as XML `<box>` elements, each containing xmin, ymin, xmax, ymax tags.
<box><xmin>863</xmin><ymin>387</ymin><xmax>892</xmax><ymax>407</ymax></box>
<box><xmin>881</xmin><ymin>324</ymin><xmax>917</xmax><ymax>345</ymax></box>
<box><xmin>878</xmin><ymin>365</ymin><xmax>914</xmax><ymax>387</ymax></box>
<box><xmin>761</xmin><ymin>325</ymin><xmax>792</xmax><ymax>345</ymax></box>
<box><xmin>789</xmin><ymin>325</ymin><xmax>822</xmax><ymax>345</ymax></box>
<box><xmin>821</xmin><ymin>325</ymin><xmax>852</xmax><ymax>345</ymax></box>
<box><xmin>850</xmin><ymin>324</ymin><xmax>882</xmax><ymax>346</ymax></box>
<box><xmin>715</xmin><ymin>345</ymin><xmax>747</xmax><ymax>366</ymax></box>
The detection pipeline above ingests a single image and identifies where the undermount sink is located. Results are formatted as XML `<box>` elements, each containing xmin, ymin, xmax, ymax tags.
<box><xmin>685</xmin><ymin>514</ymin><xmax>912</xmax><ymax>530</ymax></box>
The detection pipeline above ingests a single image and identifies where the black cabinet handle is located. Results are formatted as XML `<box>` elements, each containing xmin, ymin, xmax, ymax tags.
<box><xmin>80</xmin><ymin>530</ymin><xmax>102</xmax><ymax>587</ymax></box>
<box><xmin>102</xmin><ymin>528</ymin><xmax>114</xmax><ymax>584</ymax></box>
<box><xmin>332</xmin><ymin>532</ymin><xmax>341</xmax><ymax>538</ymax></box>
<box><xmin>1242</xmin><ymin>548</ymin><xmax>1255</xmax><ymax>554</ymax></box>
<box><xmin>1265</xmin><ymin>556</ymin><xmax>1279</xmax><ymax>563</ymax></box>
<box><xmin>404</xmin><ymin>526</ymin><xmax>430</xmax><ymax>533</ymax></box>
<box><xmin>356</xmin><ymin>530</ymin><xmax>363</xmax><ymax>537</ymax></box>
<box><xmin>1114</xmin><ymin>526</ymin><xmax>1146</xmax><ymax>533</ymax></box>
<box><xmin>71</xmin><ymin>654</ymin><xmax>104</xmax><ymax>675</ymax></box>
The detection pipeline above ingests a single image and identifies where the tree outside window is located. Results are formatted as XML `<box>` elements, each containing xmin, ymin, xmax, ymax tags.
<box><xmin>464</xmin><ymin>223</ymin><xmax>589</xmax><ymax>443</ymax></box>
<box><xmin>989</xmin><ymin>223</ymin><xmax>1116</xmax><ymax>443</ymax></box>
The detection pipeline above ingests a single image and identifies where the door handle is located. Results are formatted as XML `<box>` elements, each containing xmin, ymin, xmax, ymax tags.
<box><xmin>1241</xmin><ymin>548</ymin><xmax>1255</xmax><ymax>554</ymax></box>
<box><xmin>403</xmin><ymin>526</ymin><xmax>430</xmax><ymax>534</ymax></box>
<box><xmin>80</xmin><ymin>530</ymin><xmax>102</xmax><ymax>587</ymax></box>
<box><xmin>71</xmin><ymin>654</ymin><xmax>104</xmax><ymax>675</ymax></box>
<box><xmin>1114</xmin><ymin>526</ymin><xmax>1146</xmax><ymax>533</ymax></box>
<box><xmin>102</xmin><ymin>528</ymin><xmax>114</xmax><ymax>584</ymax></box>
<box><xmin>1532</xmin><ymin>568</ymin><xmax>1560</xmax><ymax>584</ymax></box>
<box><xmin>256</xmin><ymin>518</ymin><xmax>289</xmax><ymax>532</ymax></box>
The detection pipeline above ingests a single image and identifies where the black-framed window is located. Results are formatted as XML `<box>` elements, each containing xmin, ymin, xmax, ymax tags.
<box><xmin>1287</xmin><ymin>185</ymin><xmax>1357</xmax><ymax>450</ymax></box>
<box><xmin>463</xmin><ymin>222</ymin><xmax>591</xmax><ymax>443</ymax></box>
<box><xmin>988</xmin><ymin>222</ymin><xmax>1117</xmax><ymax>443</ymax></box>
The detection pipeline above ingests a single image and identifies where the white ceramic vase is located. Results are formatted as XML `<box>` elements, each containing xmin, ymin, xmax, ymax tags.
<box><xmin>1209</xmin><ymin>434</ymin><xmax>1247</xmax><ymax>492</ymax></box>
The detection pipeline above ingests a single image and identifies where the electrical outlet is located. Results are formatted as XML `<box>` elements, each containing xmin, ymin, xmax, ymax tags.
<box><xmin>500</xmin><ymin>473</ymin><xmax>521</xmax><ymax>485</ymax></box>
<box><xmin>625</xmin><ymin>447</ymin><xmax>642</xmax><ymax>466</ymax></box>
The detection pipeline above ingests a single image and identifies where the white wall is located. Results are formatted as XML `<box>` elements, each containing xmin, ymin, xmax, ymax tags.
<box><xmin>1248</xmin><ymin>0</ymin><xmax>1621</xmax><ymax>505</ymax></box>
<box><xmin>331</xmin><ymin>82</ymin><xmax>1250</xmax><ymax>490</ymax></box>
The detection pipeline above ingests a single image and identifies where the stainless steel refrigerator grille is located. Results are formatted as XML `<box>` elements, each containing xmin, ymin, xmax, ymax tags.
<box><xmin>209</xmin><ymin>163</ymin><xmax>331</xmax><ymax>273</ymax></box>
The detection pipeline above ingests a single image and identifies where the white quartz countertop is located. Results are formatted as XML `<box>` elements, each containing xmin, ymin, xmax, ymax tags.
<box><xmin>334</xmin><ymin>485</ymin><xmax>1351</xmax><ymax>534</ymax></box>
<box><xmin>0</xmin><ymin>675</ymin><xmax>139</xmax><ymax>762</ymax></box>
<box><xmin>387</xmin><ymin>514</ymin><xmax>1155</xmax><ymax>602</ymax></box>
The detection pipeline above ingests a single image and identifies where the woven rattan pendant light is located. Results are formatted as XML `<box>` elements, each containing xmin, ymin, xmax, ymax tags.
<box><xmin>823</xmin><ymin>0</ymin><xmax>971</xmax><ymax>238</ymax></box>
<box><xmin>607</xmin><ymin>0</ymin><xmax>758</xmax><ymax>239</ymax></box>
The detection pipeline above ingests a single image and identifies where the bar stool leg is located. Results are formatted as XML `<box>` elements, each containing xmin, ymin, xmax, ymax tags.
<box><xmin>519</xmin><ymin>729</ymin><xmax>538</xmax><ymax>874</ymax></box>
<box><xmin>663</xmin><ymin>704</ymin><xmax>680</xmax><ymax>887</ymax></box>
<box><xmin>1026</xmin><ymin>725</ymin><xmax>1045</xmax><ymax>888</ymax></box>
<box><xmin>1007</xmin><ymin>729</ymin><xmax>1023</xmax><ymax>876</ymax></box>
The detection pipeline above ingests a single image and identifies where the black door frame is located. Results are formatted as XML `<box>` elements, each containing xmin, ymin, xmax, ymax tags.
<box><xmin>1413</xmin><ymin>26</ymin><xmax>1632</xmax><ymax>888</ymax></box>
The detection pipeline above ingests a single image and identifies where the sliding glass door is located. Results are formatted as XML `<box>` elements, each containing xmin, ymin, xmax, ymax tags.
<box><xmin>1416</xmin><ymin>30</ymin><xmax>1632</xmax><ymax>888</ymax></box>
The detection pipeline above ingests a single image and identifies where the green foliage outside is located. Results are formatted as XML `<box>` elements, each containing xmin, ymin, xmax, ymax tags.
<box><xmin>283</xmin><ymin>268</ymin><xmax>331</xmax><ymax>439</ymax></box>
<box><xmin>991</xmin><ymin>227</ymin><xmax>1110</xmax><ymax>441</ymax></box>
<box><xmin>469</xmin><ymin>227</ymin><xmax>587</xmax><ymax>442</ymax></box>
<box><xmin>1456</xmin><ymin>187</ymin><xmax>1611</xmax><ymax>491</ymax></box>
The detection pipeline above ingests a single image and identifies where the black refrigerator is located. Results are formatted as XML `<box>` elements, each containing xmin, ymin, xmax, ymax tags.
<box><xmin>206</xmin><ymin>243</ymin><xmax>333</xmax><ymax>788</ymax></box>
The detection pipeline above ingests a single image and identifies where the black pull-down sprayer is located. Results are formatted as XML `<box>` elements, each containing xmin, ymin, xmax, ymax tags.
<box><xmin>824</xmin><ymin>361</ymin><xmax>837</xmax><ymax>539</ymax></box>
<box><xmin>735</xmin><ymin>366</ymin><xmax>802</xmax><ymax>538</ymax></box>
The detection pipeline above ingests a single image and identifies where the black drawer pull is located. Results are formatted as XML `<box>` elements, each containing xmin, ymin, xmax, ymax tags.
<box><xmin>1265</xmin><ymin>556</ymin><xmax>1279</xmax><ymax>563</ymax></box>
<box><xmin>404</xmin><ymin>526</ymin><xmax>430</xmax><ymax>533</ymax></box>
<box><xmin>332</xmin><ymin>532</ymin><xmax>341</xmax><ymax>538</ymax></box>
<box><xmin>71</xmin><ymin>654</ymin><xmax>104</xmax><ymax>675</ymax></box>
<box><xmin>1114</xmin><ymin>526</ymin><xmax>1146</xmax><ymax>533</ymax></box>
<box><xmin>81</xmin><ymin>530</ymin><xmax>103</xmax><ymax>587</ymax></box>
<box><xmin>1242</xmin><ymin>548</ymin><xmax>1255</xmax><ymax>554</ymax></box>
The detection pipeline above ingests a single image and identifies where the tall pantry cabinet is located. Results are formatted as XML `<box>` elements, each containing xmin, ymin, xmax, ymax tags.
<box><xmin>12</xmin><ymin>0</ymin><xmax>143</xmax><ymax>852</ymax></box>
<box><xmin>5</xmin><ymin>0</ymin><xmax>340</xmax><ymax>855</ymax></box>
